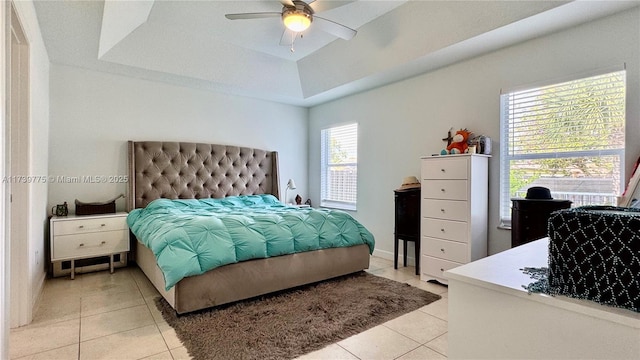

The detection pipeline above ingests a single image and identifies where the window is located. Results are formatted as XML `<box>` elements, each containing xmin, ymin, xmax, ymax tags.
<box><xmin>321</xmin><ymin>123</ymin><xmax>358</xmax><ymax>210</ymax></box>
<box><xmin>500</xmin><ymin>70</ymin><xmax>626</xmax><ymax>226</ymax></box>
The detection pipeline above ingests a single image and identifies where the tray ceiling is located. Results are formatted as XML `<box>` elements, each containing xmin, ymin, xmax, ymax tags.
<box><xmin>33</xmin><ymin>1</ymin><xmax>638</xmax><ymax>106</ymax></box>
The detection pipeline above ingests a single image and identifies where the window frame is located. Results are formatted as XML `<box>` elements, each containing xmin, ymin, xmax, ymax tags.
<box><xmin>320</xmin><ymin>122</ymin><xmax>358</xmax><ymax>211</ymax></box>
<box><xmin>499</xmin><ymin>68</ymin><xmax>626</xmax><ymax>228</ymax></box>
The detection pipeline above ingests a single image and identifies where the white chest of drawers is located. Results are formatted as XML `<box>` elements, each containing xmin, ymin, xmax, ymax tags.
<box><xmin>420</xmin><ymin>154</ymin><xmax>489</xmax><ymax>284</ymax></box>
<box><xmin>50</xmin><ymin>212</ymin><xmax>129</xmax><ymax>279</ymax></box>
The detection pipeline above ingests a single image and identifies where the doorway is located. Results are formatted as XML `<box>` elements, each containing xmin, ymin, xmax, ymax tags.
<box><xmin>7</xmin><ymin>2</ymin><xmax>31</xmax><ymax>328</ymax></box>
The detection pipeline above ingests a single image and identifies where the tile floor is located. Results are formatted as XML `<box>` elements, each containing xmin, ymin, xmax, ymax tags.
<box><xmin>10</xmin><ymin>257</ymin><xmax>449</xmax><ymax>360</ymax></box>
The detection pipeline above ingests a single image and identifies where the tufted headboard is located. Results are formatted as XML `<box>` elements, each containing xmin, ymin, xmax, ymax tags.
<box><xmin>127</xmin><ymin>141</ymin><xmax>280</xmax><ymax>210</ymax></box>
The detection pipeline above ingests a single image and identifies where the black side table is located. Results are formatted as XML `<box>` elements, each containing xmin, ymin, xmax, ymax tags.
<box><xmin>394</xmin><ymin>188</ymin><xmax>420</xmax><ymax>275</ymax></box>
<box><xmin>511</xmin><ymin>198</ymin><xmax>572</xmax><ymax>247</ymax></box>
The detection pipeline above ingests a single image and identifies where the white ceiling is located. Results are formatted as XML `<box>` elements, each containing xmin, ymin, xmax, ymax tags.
<box><xmin>33</xmin><ymin>1</ymin><xmax>639</xmax><ymax>107</ymax></box>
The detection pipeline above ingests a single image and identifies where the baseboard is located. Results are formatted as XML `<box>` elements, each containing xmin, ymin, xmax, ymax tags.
<box><xmin>372</xmin><ymin>247</ymin><xmax>417</xmax><ymax>267</ymax></box>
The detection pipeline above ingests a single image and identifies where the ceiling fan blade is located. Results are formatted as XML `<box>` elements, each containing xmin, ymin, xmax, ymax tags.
<box><xmin>279</xmin><ymin>28</ymin><xmax>299</xmax><ymax>46</ymax></box>
<box><xmin>308</xmin><ymin>1</ymin><xmax>355</xmax><ymax>14</ymax></box>
<box><xmin>225</xmin><ymin>12</ymin><xmax>281</xmax><ymax>20</ymax></box>
<box><xmin>313</xmin><ymin>16</ymin><xmax>356</xmax><ymax>40</ymax></box>
<box><xmin>280</xmin><ymin>0</ymin><xmax>295</xmax><ymax>7</ymax></box>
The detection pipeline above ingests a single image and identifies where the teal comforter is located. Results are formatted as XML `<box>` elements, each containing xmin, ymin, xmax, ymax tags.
<box><xmin>127</xmin><ymin>195</ymin><xmax>375</xmax><ymax>290</ymax></box>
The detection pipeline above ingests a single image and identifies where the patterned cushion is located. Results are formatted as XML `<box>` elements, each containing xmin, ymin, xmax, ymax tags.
<box><xmin>547</xmin><ymin>206</ymin><xmax>640</xmax><ymax>312</ymax></box>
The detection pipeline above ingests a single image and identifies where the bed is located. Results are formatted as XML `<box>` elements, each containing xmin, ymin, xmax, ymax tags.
<box><xmin>127</xmin><ymin>141</ymin><xmax>373</xmax><ymax>314</ymax></box>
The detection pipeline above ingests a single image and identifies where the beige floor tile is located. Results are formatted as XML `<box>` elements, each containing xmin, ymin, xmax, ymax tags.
<box><xmin>130</xmin><ymin>267</ymin><xmax>161</xmax><ymax>298</ymax></box>
<box><xmin>368</xmin><ymin>267</ymin><xmax>415</xmax><ymax>283</ymax></box>
<box><xmin>81</xmin><ymin>304</ymin><xmax>155</xmax><ymax>341</ymax></box>
<box><xmin>42</xmin><ymin>276</ymin><xmax>84</xmax><ymax>299</ymax></box>
<box><xmin>9</xmin><ymin>319</ymin><xmax>80</xmax><ymax>359</ymax></box>
<box><xmin>13</xmin><ymin>344</ymin><xmax>79</xmax><ymax>360</ymax></box>
<box><xmin>157</xmin><ymin>321</ymin><xmax>183</xmax><ymax>349</ymax></box>
<box><xmin>425</xmin><ymin>332</ymin><xmax>448</xmax><ymax>356</ymax></box>
<box><xmin>396</xmin><ymin>345</ymin><xmax>447</xmax><ymax>360</ymax></box>
<box><xmin>144</xmin><ymin>296</ymin><xmax>168</xmax><ymax>325</ymax></box>
<box><xmin>80</xmin><ymin>270</ymin><xmax>139</xmax><ymax>297</ymax></box>
<box><xmin>418</xmin><ymin>298</ymin><xmax>448</xmax><ymax>321</ymax></box>
<box><xmin>338</xmin><ymin>325</ymin><xmax>420</xmax><ymax>360</ymax></box>
<box><xmin>383</xmin><ymin>310</ymin><xmax>448</xmax><ymax>344</ymax></box>
<box><xmin>79</xmin><ymin>324</ymin><xmax>168</xmax><ymax>360</ymax></box>
<box><xmin>80</xmin><ymin>285</ymin><xmax>145</xmax><ymax>317</ymax></box>
<box><xmin>140</xmin><ymin>351</ymin><xmax>174</xmax><ymax>360</ymax></box>
<box><xmin>169</xmin><ymin>346</ymin><xmax>193</xmax><ymax>360</ymax></box>
<box><xmin>31</xmin><ymin>293</ymin><xmax>81</xmax><ymax>326</ymax></box>
<box><xmin>404</xmin><ymin>277</ymin><xmax>449</xmax><ymax>295</ymax></box>
<box><xmin>296</xmin><ymin>344</ymin><xmax>358</xmax><ymax>360</ymax></box>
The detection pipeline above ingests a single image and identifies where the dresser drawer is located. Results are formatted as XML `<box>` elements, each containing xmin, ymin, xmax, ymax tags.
<box><xmin>52</xmin><ymin>230</ymin><xmax>129</xmax><ymax>261</ymax></box>
<box><xmin>422</xmin><ymin>255</ymin><xmax>462</xmax><ymax>280</ymax></box>
<box><xmin>53</xmin><ymin>216</ymin><xmax>127</xmax><ymax>236</ymax></box>
<box><xmin>421</xmin><ymin>157</ymin><xmax>468</xmax><ymax>180</ymax></box>
<box><xmin>423</xmin><ymin>237</ymin><xmax>468</xmax><ymax>263</ymax></box>
<box><xmin>422</xmin><ymin>180</ymin><xmax>468</xmax><ymax>201</ymax></box>
<box><xmin>422</xmin><ymin>199</ymin><xmax>468</xmax><ymax>222</ymax></box>
<box><xmin>422</xmin><ymin>218</ymin><xmax>468</xmax><ymax>242</ymax></box>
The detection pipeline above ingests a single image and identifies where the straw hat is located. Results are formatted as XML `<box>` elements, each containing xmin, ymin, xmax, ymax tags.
<box><xmin>397</xmin><ymin>176</ymin><xmax>421</xmax><ymax>191</ymax></box>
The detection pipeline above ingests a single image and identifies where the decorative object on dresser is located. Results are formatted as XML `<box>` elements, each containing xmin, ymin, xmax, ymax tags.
<box><xmin>74</xmin><ymin>193</ymin><xmax>124</xmax><ymax>215</ymax></box>
<box><xmin>394</xmin><ymin>176</ymin><xmax>421</xmax><ymax>275</ymax></box>
<box><xmin>50</xmin><ymin>212</ymin><xmax>129</xmax><ymax>279</ymax></box>
<box><xmin>284</xmin><ymin>178</ymin><xmax>296</xmax><ymax>204</ymax></box>
<box><xmin>511</xmin><ymin>189</ymin><xmax>571</xmax><ymax>247</ymax></box>
<box><xmin>420</xmin><ymin>154</ymin><xmax>490</xmax><ymax>284</ymax></box>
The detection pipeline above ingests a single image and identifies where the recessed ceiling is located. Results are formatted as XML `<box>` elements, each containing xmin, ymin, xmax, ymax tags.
<box><xmin>33</xmin><ymin>1</ymin><xmax>639</xmax><ymax>107</ymax></box>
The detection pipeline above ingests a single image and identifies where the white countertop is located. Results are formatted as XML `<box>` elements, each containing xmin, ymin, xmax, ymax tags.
<box><xmin>445</xmin><ymin>238</ymin><xmax>640</xmax><ymax>328</ymax></box>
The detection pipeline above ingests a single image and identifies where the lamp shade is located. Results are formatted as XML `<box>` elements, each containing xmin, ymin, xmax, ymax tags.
<box><xmin>287</xmin><ymin>179</ymin><xmax>297</xmax><ymax>190</ymax></box>
<box><xmin>283</xmin><ymin>12</ymin><xmax>311</xmax><ymax>32</ymax></box>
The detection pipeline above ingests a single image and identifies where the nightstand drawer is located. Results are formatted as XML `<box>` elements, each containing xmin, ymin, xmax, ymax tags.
<box><xmin>422</xmin><ymin>199</ymin><xmax>468</xmax><ymax>221</ymax></box>
<box><xmin>53</xmin><ymin>216</ymin><xmax>127</xmax><ymax>236</ymax></box>
<box><xmin>52</xmin><ymin>230</ymin><xmax>129</xmax><ymax>261</ymax></box>
<box><xmin>422</xmin><ymin>218</ymin><xmax>468</xmax><ymax>242</ymax></box>
<box><xmin>422</xmin><ymin>157</ymin><xmax>468</xmax><ymax>180</ymax></box>
<box><xmin>424</xmin><ymin>237</ymin><xmax>468</xmax><ymax>263</ymax></box>
<box><xmin>422</xmin><ymin>180</ymin><xmax>468</xmax><ymax>201</ymax></box>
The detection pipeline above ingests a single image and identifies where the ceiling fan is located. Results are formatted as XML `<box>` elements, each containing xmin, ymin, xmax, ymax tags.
<box><xmin>225</xmin><ymin>0</ymin><xmax>357</xmax><ymax>49</ymax></box>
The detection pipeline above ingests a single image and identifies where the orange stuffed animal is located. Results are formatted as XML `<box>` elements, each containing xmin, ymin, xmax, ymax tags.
<box><xmin>444</xmin><ymin>129</ymin><xmax>472</xmax><ymax>154</ymax></box>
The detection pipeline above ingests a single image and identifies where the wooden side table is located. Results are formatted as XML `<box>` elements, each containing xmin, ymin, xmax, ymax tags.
<box><xmin>511</xmin><ymin>198</ymin><xmax>572</xmax><ymax>247</ymax></box>
<box><xmin>394</xmin><ymin>188</ymin><xmax>420</xmax><ymax>275</ymax></box>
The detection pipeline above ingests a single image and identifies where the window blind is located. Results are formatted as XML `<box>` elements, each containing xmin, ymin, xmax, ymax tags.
<box><xmin>499</xmin><ymin>70</ymin><xmax>626</xmax><ymax>224</ymax></box>
<box><xmin>321</xmin><ymin>123</ymin><xmax>358</xmax><ymax>210</ymax></box>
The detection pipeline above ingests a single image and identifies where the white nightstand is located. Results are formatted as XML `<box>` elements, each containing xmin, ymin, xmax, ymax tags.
<box><xmin>50</xmin><ymin>212</ymin><xmax>129</xmax><ymax>279</ymax></box>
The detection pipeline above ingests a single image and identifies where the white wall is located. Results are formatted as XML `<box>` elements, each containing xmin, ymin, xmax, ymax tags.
<box><xmin>309</xmin><ymin>8</ymin><xmax>640</xmax><ymax>259</ymax></box>
<box><xmin>48</xmin><ymin>65</ymin><xmax>309</xmax><ymax>213</ymax></box>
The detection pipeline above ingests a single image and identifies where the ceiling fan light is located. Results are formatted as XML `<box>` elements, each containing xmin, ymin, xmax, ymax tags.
<box><xmin>283</xmin><ymin>12</ymin><xmax>311</xmax><ymax>32</ymax></box>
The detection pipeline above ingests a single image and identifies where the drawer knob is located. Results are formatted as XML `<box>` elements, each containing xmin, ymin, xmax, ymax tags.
<box><xmin>440</xmin><ymin>169</ymin><xmax>445</xmax><ymax>172</ymax></box>
<box><xmin>440</xmin><ymin>228</ymin><xmax>445</xmax><ymax>232</ymax></box>
<box><xmin>100</xmin><ymin>241</ymin><xmax>106</xmax><ymax>245</ymax></box>
<box><xmin>101</xmin><ymin>224</ymin><xmax>106</xmax><ymax>227</ymax></box>
<box><xmin>78</xmin><ymin>225</ymin><xmax>84</xmax><ymax>229</ymax></box>
<box><xmin>440</xmin><ymin>268</ymin><xmax>444</xmax><ymax>272</ymax></box>
<box><xmin>440</xmin><ymin>188</ymin><xmax>445</xmax><ymax>192</ymax></box>
<box><xmin>79</xmin><ymin>243</ymin><xmax>85</xmax><ymax>247</ymax></box>
<box><xmin>440</xmin><ymin>208</ymin><xmax>445</xmax><ymax>212</ymax></box>
<box><xmin>440</xmin><ymin>248</ymin><xmax>445</xmax><ymax>252</ymax></box>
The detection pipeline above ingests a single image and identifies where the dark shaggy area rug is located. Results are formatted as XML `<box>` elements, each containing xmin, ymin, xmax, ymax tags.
<box><xmin>156</xmin><ymin>271</ymin><xmax>441</xmax><ymax>360</ymax></box>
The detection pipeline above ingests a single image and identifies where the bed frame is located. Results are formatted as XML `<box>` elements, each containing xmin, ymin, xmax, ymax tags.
<box><xmin>127</xmin><ymin>141</ymin><xmax>370</xmax><ymax>314</ymax></box>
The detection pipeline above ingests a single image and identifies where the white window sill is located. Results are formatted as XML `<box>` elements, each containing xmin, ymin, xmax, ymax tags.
<box><xmin>320</xmin><ymin>200</ymin><xmax>356</xmax><ymax>212</ymax></box>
